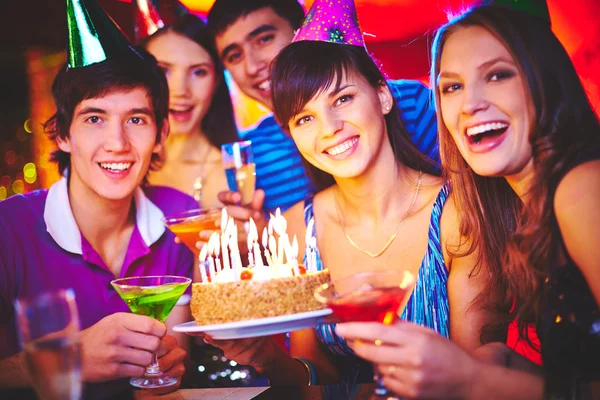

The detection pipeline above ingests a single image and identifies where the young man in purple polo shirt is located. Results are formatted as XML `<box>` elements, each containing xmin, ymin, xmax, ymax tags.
<box><xmin>0</xmin><ymin>0</ymin><xmax>197</xmax><ymax>398</ymax></box>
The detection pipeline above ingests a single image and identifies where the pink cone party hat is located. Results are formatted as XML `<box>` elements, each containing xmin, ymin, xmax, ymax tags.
<box><xmin>292</xmin><ymin>0</ymin><xmax>365</xmax><ymax>47</ymax></box>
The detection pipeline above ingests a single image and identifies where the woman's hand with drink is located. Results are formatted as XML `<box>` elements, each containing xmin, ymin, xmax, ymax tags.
<box><xmin>79</xmin><ymin>313</ymin><xmax>167</xmax><ymax>382</ymax></box>
<box><xmin>336</xmin><ymin>321</ymin><xmax>478</xmax><ymax>399</ymax></box>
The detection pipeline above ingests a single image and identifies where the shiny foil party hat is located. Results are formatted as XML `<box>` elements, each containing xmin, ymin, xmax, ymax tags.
<box><xmin>66</xmin><ymin>0</ymin><xmax>140</xmax><ymax>68</ymax></box>
<box><xmin>133</xmin><ymin>0</ymin><xmax>165</xmax><ymax>41</ymax></box>
<box><xmin>292</xmin><ymin>0</ymin><xmax>365</xmax><ymax>47</ymax></box>
<box><xmin>494</xmin><ymin>0</ymin><xmax>550</xmax><ymax>22</ymax></box>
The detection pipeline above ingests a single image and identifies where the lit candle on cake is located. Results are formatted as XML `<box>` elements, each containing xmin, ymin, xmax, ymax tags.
<box><xmin>268</xmin><ymin>234</ymin><xmax>278</xmax><ymax>265</ymax></box>
<box><xmin>229</xmin><ymin>227</ymin><xmax>243</xmax><ymax>279</ymax></box>
<box><xmin>249</xmin><ymin>218</ymin><xmax>263</xmax><ymax>267</ymax></box>
<box><xmin>198</xmin><ymin>243</ymin><xmax>208</xmax><ymax>282</ymax></box>
<box><xmin>206</xmin><ymin>234</ymin><xmax>218</xmax><ymax>282</ymax></box>
<box><xmin>247</xmin><ymin>230</ymin><xmax>254</xmax><ymax>267</ymax></box>
<box><xmin>262</xmin><ymin>227</ymin><xmax>273</xmax><ymax>266</ymax></box>
<box><xmin>221</xmin><ymin>226</ymin><xmax>230</xmax><ymax>272</ymax></box>
<box><xmin>213</xmin><ymin>233</ymin><xmax>222</xmax><ymax>272</ymax></box>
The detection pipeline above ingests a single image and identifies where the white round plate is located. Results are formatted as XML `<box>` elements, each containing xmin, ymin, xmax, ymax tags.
<box><xmin>173</xmin><ymin>308</ymin><xmax>334</xmax><ymax>340</ymax></box>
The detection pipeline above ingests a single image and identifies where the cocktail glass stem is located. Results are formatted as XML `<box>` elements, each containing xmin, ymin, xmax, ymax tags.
<box><xmin>371</xmin><ymin>313</ymin><xmax>403</xmax><ymax>400</ymax></box>
<box><xmin>373</xmin><ymin>370</ymin><xmax>403</xmax><ymax>399</ymax></box>
<box><xmin>146</xmin><ymin>353</ymin><xmax>160</xmax><ymax>376</ymax></box>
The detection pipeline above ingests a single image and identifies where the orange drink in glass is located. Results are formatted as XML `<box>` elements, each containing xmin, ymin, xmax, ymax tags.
<box><xmin>162</xmin><ymin>208</ymin><xmax>221</xmax><ymax>255</ymax></box>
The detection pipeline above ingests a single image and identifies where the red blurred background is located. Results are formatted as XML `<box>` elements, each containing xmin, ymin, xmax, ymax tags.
<box><xmin>0</xmin><ymin>0</ymin><xmax>598</xmax><ymax>199</ymax></box>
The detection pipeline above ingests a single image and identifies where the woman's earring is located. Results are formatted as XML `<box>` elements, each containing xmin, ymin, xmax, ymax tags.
<box><xmin>385</xmin><ymin>105</ymin><xmax>391</xmax><ymax>111</ymax></box>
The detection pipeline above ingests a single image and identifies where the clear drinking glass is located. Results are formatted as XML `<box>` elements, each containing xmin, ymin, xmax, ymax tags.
<box><xmin>314</xmin><ymin>270</ymin><xmax>414</xmax><ymax>400</ymax></box>
<box><xmin>15</xmin><ymin>288</ymin><xmax>82</xmax><ymax>400</ymax></box>
<box><xmin>111</xmin><ymin>275</ymin><xmax>192</xmax><ymax>389</ymax></box>
<box><xmin>221</xmin><ymin>140</ymin><xmax>256</xmax><ymax>205</ymax></box>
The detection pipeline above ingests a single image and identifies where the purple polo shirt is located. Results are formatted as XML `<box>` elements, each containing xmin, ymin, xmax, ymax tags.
<box><xmin>0</xmin><ymin>178</ymin><xmax>196</xmax><ymax>396</ymax></box>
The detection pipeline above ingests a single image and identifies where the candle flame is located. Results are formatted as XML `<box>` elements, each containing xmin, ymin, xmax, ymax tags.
<box><xmin>268</xmin><ymin>217</ymin><xmax>274</xmax><ymax>236</ymax></box>
<box><xmin>249</xmin><ymin>217</ymin><xmax>258</xmax><ymax>240</ymax></box>
<box><xmin>248</xmin><ymin>218</ymin><xmax>258</xmax><ymax>253</ymax></box>
<box><xmin>269</xmin><ymin>235</ymin><xmax>277</xmax><ymax>262</ymax></box>
<box><xmin>262</xmin><ymin>227</ymin><xmax>268</xmax><ymax>248</ymax></box>
<box><xmin>199</xmin><ymin>242</ymin><xmax>208</xmax><ymax>262</ymax></box>
<box><xmin>220</xmin><ymin>208</ymin><xmax>228</xmax><ymax>233</ymax></box>
<box><xmin>226</xmin><ymin>217</ymin><xmax>236</xmax><ymax>237</ymax></box>
<box><xmin>211</xmin><ymin>232</ymin><xmax>221</xmax><ymax>257</ymax></box>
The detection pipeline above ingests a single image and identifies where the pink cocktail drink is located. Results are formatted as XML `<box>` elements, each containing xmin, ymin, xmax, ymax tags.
<box><xmin>328</xmin><ymin>286</ymin><xmax>408</xmax><ymax>325</ymax></box>
<box><xmin>315</xmin><ymin>270</ymin><xmax>414</xmax><ymax>400</ymax></box>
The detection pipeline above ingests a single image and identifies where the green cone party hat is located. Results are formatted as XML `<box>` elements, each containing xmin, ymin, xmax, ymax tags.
<box><xmin>66</xmin><ymin>0</ymin><xmax>140</xmax><ymax>68</ymax></box>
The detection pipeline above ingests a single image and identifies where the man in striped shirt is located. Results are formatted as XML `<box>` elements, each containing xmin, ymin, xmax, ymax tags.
<box><xmin>207</xmin><ymin>0</ymin><xmax>439</xmax><ymax>215</ymax></box>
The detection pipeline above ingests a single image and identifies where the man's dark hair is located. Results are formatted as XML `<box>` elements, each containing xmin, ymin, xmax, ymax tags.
<box><xmin>207</xmin><ymin>0</ymin><xmax>305</xmax><ymax>36</ymax></box>
<box><xmin>44</xmin><ymin>49</ymin><xmax>169</xmax><ymax>177</ymax></box>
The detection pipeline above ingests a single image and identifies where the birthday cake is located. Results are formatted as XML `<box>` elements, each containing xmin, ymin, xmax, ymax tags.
<box><xmin>190</xmin><ymin>210</ymin><xmax>328</xmax><ymax>325</ymax></box>
<box><xmin>190</xmin><ymin>266</ymin><xmax>330</xmax><ymax>325</ymax></box>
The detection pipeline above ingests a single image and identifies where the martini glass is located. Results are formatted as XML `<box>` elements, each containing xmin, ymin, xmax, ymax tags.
<box><xmin>111</xmin><ymin>275</ymin><xmax>192</xmax><ymax>389</ymax></box>
<box><xmin>314</xmin><ymin>270</ymin><xmax>414</xmax><ymax>400</ymax></box>
<box><xmin>162</xmin><ymin>208</ymin><xmax>221</xmax><ymax>255</ymax></box>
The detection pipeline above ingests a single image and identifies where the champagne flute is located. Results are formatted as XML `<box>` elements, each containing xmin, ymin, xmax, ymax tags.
<box><xmin>15</xmin><ymin>288</ymin><xmax>82</xmax><ymax>400</ymax></box>
<box><xmin>315</xmin><ymin>270</ymin><xmax>414</xmax><ymax>400</ymax></box>
<box><xmin>221</xmin><ymin>140</ymin><xmax>256</xmax><ymax>205</ymax></box>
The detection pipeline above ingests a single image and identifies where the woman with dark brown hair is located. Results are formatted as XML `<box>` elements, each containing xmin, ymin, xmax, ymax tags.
<box><xmin>337</xmin><ymin>3</ymin><xmax>599</xmax><ymax>399</ymax></box>
<box><xmin>200</xmin><ymin>0</ymin><xmax>494</xmax><ymax>390</ymax></box>
<box><xmin>141</xmin><ymin>13</ymin><xmax>240</xmax><ymax>208</ymax></box>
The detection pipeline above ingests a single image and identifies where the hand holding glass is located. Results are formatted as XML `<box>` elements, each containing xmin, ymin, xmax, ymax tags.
<box><xmin>15</xmin><ymin>288</ymin><xmax>82</xmax><ymax>400</ymax></box>
<box><xmin>111</xmin><ymin>276</ymin><xmax>191</xmax><ymax>389</ymax></box>
<box><xmin>315</xmin><ymin>270</ymin><xmax>414</xmax><ymax>400</ymax></box>
<box><xmin>221</xmin><ymin>140</ymin><xmax>256</xmax><ymax>205</ymax></box>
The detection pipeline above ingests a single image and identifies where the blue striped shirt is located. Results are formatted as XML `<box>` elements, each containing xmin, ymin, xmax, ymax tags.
<box><xmin>242</xmin><ymin>79</ymin><xmax>439</xmax><ymax>214</ymax></box>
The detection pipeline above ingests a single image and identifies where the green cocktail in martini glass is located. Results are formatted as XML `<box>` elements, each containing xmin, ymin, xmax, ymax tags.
<box><xmin>111</xmin><ymin>275</ymin><xmax>192</xmax><ymax>389</ymax></box>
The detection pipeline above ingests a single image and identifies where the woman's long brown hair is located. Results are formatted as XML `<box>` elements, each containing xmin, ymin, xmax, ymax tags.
<box><xmin>431</xmin><ymin>4</ymin><xmax>600</xmax><ymax>344</ymax></box>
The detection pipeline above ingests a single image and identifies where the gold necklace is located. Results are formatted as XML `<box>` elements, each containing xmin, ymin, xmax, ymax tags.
<box><xmin>191</xmin><ymin>144</ymin><xmax>214</xmax><ymax>204</ymax></box>
<box><xmin>335</xmin><ymin>170</ymin><xmax>423</xmax><ymax>258</ymax></box>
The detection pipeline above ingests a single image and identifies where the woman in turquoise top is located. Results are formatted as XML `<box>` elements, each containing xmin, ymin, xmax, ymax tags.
<box><xmin>205</xmin><ymin>45</ymin><xmax>494</xmax><ymax>388</ymax></box>
<box><xmin>202</xmin><ymin>0</ymin><xmax>496</xmax><ymax>387</ymax></box>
